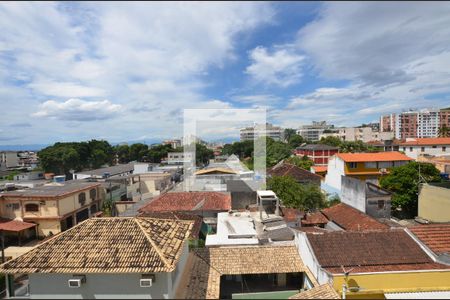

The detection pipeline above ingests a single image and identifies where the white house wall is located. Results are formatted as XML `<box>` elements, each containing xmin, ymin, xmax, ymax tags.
<box><xmin>401</xmin><ymin>145</ymin><xmax>450</xmax><ymax>160</ymax></box>
<box><xmin>324</xmin><ymin>157</ymin><xmax>345</xmax><ymax>191</ymax></box>
<box><xmin>294</xmin><ymin>231</ymin><xmax>332</xmax><ymax>285</ymax></box>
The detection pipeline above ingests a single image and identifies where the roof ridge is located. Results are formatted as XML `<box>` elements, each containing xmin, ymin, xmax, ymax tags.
<box><xmin>133</xmin><ymin>218</ymin><xmax>172</xmax><ymax>270</ymax></box>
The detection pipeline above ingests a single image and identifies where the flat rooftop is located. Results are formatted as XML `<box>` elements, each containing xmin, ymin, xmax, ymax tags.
<box><xmin>0</xmin><ymin>180</ymin><xmax>101</xmax><ymax>198</ymax></box>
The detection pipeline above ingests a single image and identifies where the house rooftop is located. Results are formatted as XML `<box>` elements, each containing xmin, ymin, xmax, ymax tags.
<box><xmin>311</xmin><ymin>166</ymin><xmax>327</xmax><ymax>173</ymax></box>
<box><xmin>139</xmin><ymin>191</ymin><xmax>231</xmax><ymax>213</ymax></box>
<box><xmin>0</xmin><ymin>217</ymin><xmax>193</xmax><ymax>274</ymax></box>
<box><xmin>76</xmin><ymin>163</ymin><xmax>134</xmax><ymax>177</ymax></box>
<box><xmin>0</xmin><ymin>180</ymin><xmax>101</xmax><ymax>198</ymax></box>
<box><xmin>306</xmin><ymin>229</ymin><xmax>450</xmax><ymax>274</ymax></box>
<box><xmin>289</xmin><ymin>283</ymin><xmax>340</xmax><ymax>299</ymax></box>
<box><xmin>336</xmin><ymin>151</ymin><xmax>413</xmax><ymax>162</ymax></box>
<box><xmin>296</xmin><ymin>144</ymin><xmax>339</xmax><ymax>151</ymax></box>
<box><xmin>138</xmin><ymin>211</ymin><xmax>203</xmax><ymax>240</ymax></box>
<box><xmin>180</xmin><ymin>245</ymin><xmax>305</xmax><ymax>299</ymax></box>
<box><xmin>321</xmin><ymin>203</ymin><xmax>388</xmax><ymax>231</ymax></box>
<box><xmin>399</xmin><ymin>138</ymin><xmax>450</xmax><ymax>146</ymax></box>
<box><xmin>409</xmin><ymin>224</ymin><xmax>450</xmax><ymax>256</ymax></box>
<box><xmin>268</xmin><ymin>162</ymin><xmax>321</xmax><ymax>183</ymax></box>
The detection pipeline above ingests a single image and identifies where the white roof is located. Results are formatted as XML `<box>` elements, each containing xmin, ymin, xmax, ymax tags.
<box><xmin>257</xmin><ymin>190</ymin><xmax>277</xmax><ymax>197</ymax></box>
<box><xmin>385</xmin><ymin>291</ymin><xmax>450</xmax><ymax>299</ymax></box>
<box><xmin>205</xmin><ymin>212</ymin><xmax>259</xmax><ymax>246</ymax></box>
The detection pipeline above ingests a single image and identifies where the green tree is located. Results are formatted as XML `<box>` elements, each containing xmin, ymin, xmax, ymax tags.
<box><xmin>267</xmin><ymin>176</ymin><xmax>327</xmax><ymax>211</ymax></box>
<box><xmin>266</xmin><ymin>138</ymin><xmax>292</xmax><ymax>167</ymax></box>
<box><xmin>146</xmin><ymin>144</ymin><xmax>173</xmax><ymax>163</ymax></box>
<box><xmin>195</xmin><ymin>143</ymin><xmax>214</xmax><ymax>166</ymax></box>
<box><xmin>288</xmin><ymin>134</ymin><xmax>305</xmax><ymax>149</ymax></box>
<box><xmin>318</xmin><ymin>136</ymin><xmax>342</xmax><ymax>147</ymax></box>
<box><xmin>379</xmin><ymin>162</ymin><xmax>442</xmax><ymax>218</ymax></box>
<box><xmin>114</xmin><ymin>144</ymin><xmax>131</xmax><ymax>163</ymax></box>
<box><xmin>286</xmin><ymin>155</ymin><xmax>314</xmax><ymax>170</ymax></box>
<box><xmin>438</xmin><ymin>125</ymin><xmax>450</xmax><ymax>137</ymax></box>
<box><xmin>129</xmin><ymin>143</ymin><xmax>149</xmax><ymax>162</ymax></box>
<box><xmin>284</xmin><ymin>128</ymin><xmax>297</xmax><ymax>142</ymax></box>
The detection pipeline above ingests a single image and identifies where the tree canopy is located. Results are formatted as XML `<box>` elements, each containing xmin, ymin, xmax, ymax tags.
<box><xmin>267</xmin><ymin>175</ymin><xmax>327</xmax><ymax>211</ymax></box>
<box><xmin>38</xmin><ymin>140</ymin><xmax>114</xmax><ymax>176</ymax></box>
<box><xmin>285</xmin><ymin>155</ymin><xmax>314</xmax><ymax>170</ymax></box>
<box><xmin>318</xmin><ymin>136</ymin><xmax>378</xmax><ymax>153</ymax></box>
<box><xmin>379</xmin><ymin>162</ymin><xmax>442</xmax><ymax>218</ymax></box>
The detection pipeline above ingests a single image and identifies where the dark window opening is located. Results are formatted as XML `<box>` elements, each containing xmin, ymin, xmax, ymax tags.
<box><xmin>25</xmin><ymin>203</ymin><xmax>39</xmax><ymax>212</ymax></box>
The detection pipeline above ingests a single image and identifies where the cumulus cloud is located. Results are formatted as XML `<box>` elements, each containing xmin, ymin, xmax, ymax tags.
<box><xmin>245</xmin><ymin>46</ymin><xmax>305</xmax><ymax>87</ymax></box>
<box><xmin>33</xmin><ymin>99</ymin><xmax>122</xmax><ymax>121</ymax></box>
<box><xmin>298</xmin><ymin>2</ymin><xmax>450</xmax><ymax>88</ymax></box>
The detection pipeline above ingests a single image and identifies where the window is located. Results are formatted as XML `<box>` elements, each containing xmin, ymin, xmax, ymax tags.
<box><xmin>410</xmin><ymin>147</ymin><xmax>413</xmax><ymax>152</ymax></box>
<box><xmin>349</xmin><ymin>162</ymin><xmax>357</xmax><ymax>169</ymax></box>
<box><xmin>78</xmin><ymin>192</ymin><xmax>86</xmax><ymax>206</ymax></box>
<box><xmin>364</xmin><ymin>162</ymin><xmax>377</xmax><ymax>169</ymax></box>
<box><xmin>25</xmin><ymin>203</ymin><xmax>39</xmax><ymax>212</ymax></box>
<box><xmin>432</xmin><ymin>145</ymin><xmax>437</xmax><ymax>149</ymax></box>
<box><xmin>12</xmin><ymin>203</ymin><xmax>20</xmax><ymax>210</ymax></box>
<box><xmin>90</xmin><ymin>204</ymin><xmax>97</xmax><ymax>214</ymax></box>
<box><xmin>379</xmin><ymin>161</ymin><xmax>393</xmax><ymax>168</ymax></box>
<box><xmin>421</xmin><ymin>147</ymin><xmax>425</xmax><ymax>152</ymax></box>
<box><xmin>378</xmin><ymin>200</ymin><xmax>385</xmax><ymax>209</ymax></box>
<box><xmin>89</xmin><ymin>188</ymin><xmax>97</xmax><ymax>200</ymax></box>
<box><xmin>443</xmin><ymin>147</ymin><xmax>447</xmax><ymax>152</ymax></box>
<box><xmin>403</xmin><ymin>147</ymin><xmax>406</xmax><ymax>151</ymax></box>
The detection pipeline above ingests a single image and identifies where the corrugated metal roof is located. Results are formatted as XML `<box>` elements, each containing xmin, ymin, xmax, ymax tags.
<box><xmin>385</xmin><ymin>291</ymin><xmax>450</xmax><ymax>299</ymax></box>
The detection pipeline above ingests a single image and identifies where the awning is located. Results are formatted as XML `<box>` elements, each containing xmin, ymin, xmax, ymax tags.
<box><xmin>0</xmin><ymin>219</ymin><xmax>37</xmax><ymax>232</ymax></box>
<box><xmin>385</xmin><ymin>291</ymin><xmax>450</xmax><ymax>299</ymax></box>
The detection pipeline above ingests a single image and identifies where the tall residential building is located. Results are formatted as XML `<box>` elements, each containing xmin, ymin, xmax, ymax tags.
<box><xmin>297</xmin><ymin>121</ymin><xmax>333</xmax><ymax>142</ymax></box>
<box><xmin>240</xmin><ymin>123</ymin><xmax>284</xmax><ymax>141</ymax></box>
<box><xmin>381</xmin><ymin>108</ymin><xmax>449</xmax><ymax>140</ymax></box>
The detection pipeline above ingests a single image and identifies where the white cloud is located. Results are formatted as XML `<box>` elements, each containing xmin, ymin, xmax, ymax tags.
<box><xmin>0</xmin><ymin>2</ymin><xmax>275</xmax><ymax>144</ymax></box>
<box><xmin>33</xmin><ymin>99</ymin><xmax>122</xmax><ymax>121</ymax></box>
<box><xmin>245</xmin><ymin>45</ymin><xmax>305</xmax><ymax>87</ymax></box>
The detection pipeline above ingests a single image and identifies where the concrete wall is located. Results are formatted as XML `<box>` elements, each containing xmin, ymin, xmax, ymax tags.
<box><xmin>419</xmin><ymin>183</ymin><xmax>450</xmax><ymax>222</ymax></box>
<box><xmin>341</xmin><ymin>177</ymin><xmax>366</xmax><ymax>213</ymax></box>
<box><xmin>28</xmin><ymin>273</ymin><xmax>171</xmax><ymax>299</ymax></box>
<box><xmin>324</xmin><ymin>157</ymin><xmax>345</xmax><ymax>191</ymax></box>
<box><xmin>294</xmin><ymin>231</ymin><xmax>332</xmax><ymax>285</ymax></box>
<box><xmin>401</xmin><ymin>145</ymin><xmax>450</xmax><ymax>160</ymax></box>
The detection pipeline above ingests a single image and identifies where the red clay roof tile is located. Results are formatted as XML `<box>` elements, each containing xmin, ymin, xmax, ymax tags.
<box><xmin>139</xmin><ymin>191</ymin><xmax>231</xmax><ymax>213</ymax></box>
<box><xmin>409</xmin><ymin>224</ymin><xmax>450</xmax><ymax>255</ymax></box>
<box><xmin>321</xmin><ymin>203</ymin><xmax>388</xmax><ymax>231</ymax></box>
<box><xmin>335</xmin><ymin>152</ymin><xmax>413</xmax><ymax>162</ymax></box>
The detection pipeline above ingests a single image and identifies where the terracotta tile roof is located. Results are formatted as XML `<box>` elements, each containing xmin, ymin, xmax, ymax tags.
<box><xmin>312</xmin><ymin>166</ymin><xmax>327</xmax><ymax>173</ymax></box>
<box><xmin>268</xmin><ymin>162</ymin><xmax>321</xmax><ymax>184</ymax></box>
<box><xmin>321</xmin><ymin>203</ymin><xmax>388</xmax><ymax>231</ymax></box>
<box><xmin>181</xmin><ymin>245</ymin><xmax>306</xmax><ymax>299</ymax></box>
<box><xmin>409</xmin><ymin>224</ymin><xmax>450</xmax><ymax>255</ymax></box>
<box><xmin>281</xmin><ymin>207</ymin><xmax>304</xmax><ymax>223</ymax></box>
<box><xmin>301</xmin><ymin>211</ymin><xmax>329</xmax><ymax>225</ymax></box>
<box><xmin>289</xmin><ymin>283</ymin><xmax>340</xmax><ymax>299</ymax></box>
<box><xmin>399</xmin><ymin>138</ymin><xmax>450</xmax><ymax>146</ymax></box>
<box><xmin>0</xmin><ymin>217</ymin><xmax>193</xmax><ymax>274</ymax></box>
<box><xmin>325</xmin><ymin>262</ymin><xmax>450</xmax><ymax>274</ymax></box>
<box><xmin>0</xmin><ymin>218</ymin><xmax>36</xmax><ymax>232</ymax></box>
<box><xmin>307</xmin><ymin>230</ymin><xmax>434</xmax><ymax>271</ymax></box>
<box><xmin>139</xmin><ymin>191</ymin><xmax>231</xmax><ymax>213</ymax></box>
<box><xmin>138</xmin><ymin>211</ymin><xmax>202</xmax><ymax>239</ymax></box>
<box><xmin>335</xmin><ymin>151</ymin><xmax>413</xmax><ymax>162</ymax></box>
<box><xmin>195</xmin><ymin>168</ymin><xmax>237</xmax><ymax>175</ymax></box>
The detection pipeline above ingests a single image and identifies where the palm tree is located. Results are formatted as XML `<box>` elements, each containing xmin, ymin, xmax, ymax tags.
<box><xmin>438</xmin><ymin>125</ymin><xmax>450</xmax><ymax>138</ymax></box>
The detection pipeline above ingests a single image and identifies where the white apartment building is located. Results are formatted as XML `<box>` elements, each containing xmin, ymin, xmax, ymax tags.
<box><xmin>297</xmin><ymin>121</ymin><xmax>333</xmax><ymax>142</ymax></box>
<box><xmin>319</xmin><ymin>127</ymin><xmax>394</xmax><ymax>143</ymax></box>
<box><xmin>399</xmin><ymin>138</ymin><xmax>450</xmax><ymax>160</ymax></box>
<box><xmin>240</xmin><ymin>123</ymin><xmax>284</xmax><ymax>141</ymax></box>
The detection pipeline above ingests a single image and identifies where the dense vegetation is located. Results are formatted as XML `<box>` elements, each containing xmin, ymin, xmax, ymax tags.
<box><xmin>38</xmin><ymin>139</ymin><xmax>213</xmax><ymax>175</ymax></box>
<box><xmin>379</xmin><ymin>162</ymin><xmax>442</xmax><ymax>218</ymax></box>
<box><xmin>267</xmin><ymin>176</ymin><xmax>327</xmax><ymax>211</ymax></box>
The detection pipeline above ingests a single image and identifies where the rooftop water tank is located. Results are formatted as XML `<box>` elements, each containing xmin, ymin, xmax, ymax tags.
<box><xmin>53</xmin><ymin>175</ymin><xmax>66</xmax><ymax>183</ymax></box>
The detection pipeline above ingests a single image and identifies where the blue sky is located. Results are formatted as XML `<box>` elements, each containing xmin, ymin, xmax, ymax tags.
<box><xmin>1</xmin><ymin>2</ymin><xmax>450</xmax><ymax>146</ymax></box>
